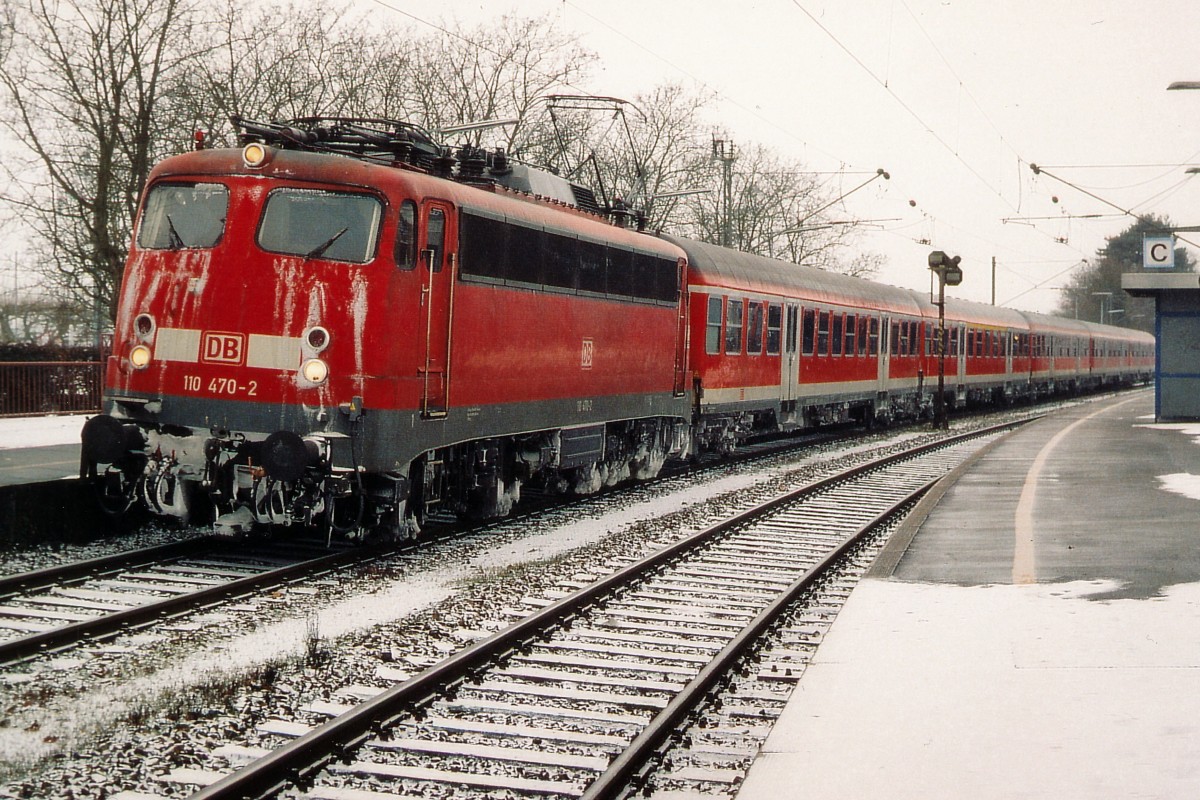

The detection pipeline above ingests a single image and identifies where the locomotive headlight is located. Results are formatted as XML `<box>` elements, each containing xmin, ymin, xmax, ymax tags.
<box><xmin>301</xmin><ymin>358</ymin><xmax>329</xmax><ymax>384</ymax></box>
<box><xmin>242</xmin><ymin>142</ymin><xmax>271</xmax><ymax>168</ymax></box>
<box><xmin>129</xmin><ymin>345</ymin><xmax>153</xmax><ymax>369</ymax></box>
<box><xmin>134</xmin><ymin>313</ymin><xmax>156</xmax><ymax>341</ymax></box>
<box><xmin>304</xmin><ymin>326</ymin><xmax>330</xmax><ymax>353</ymax></box>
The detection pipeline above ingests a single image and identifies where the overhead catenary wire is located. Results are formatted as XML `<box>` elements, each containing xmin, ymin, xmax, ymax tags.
<box><xmin>1030</xmin><ymin>164</ymin><xmax>1200</xmax><ymax>248</ymax></box>
<box><xmin>786</xmin><ymin>0</ymin><xmax>1019</xmax><ymax>213</ymax></box>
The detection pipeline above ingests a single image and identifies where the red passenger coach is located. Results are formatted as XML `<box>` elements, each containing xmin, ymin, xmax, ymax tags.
<box><xmin>671</xmin><ymin>236</ymin><xmax>931</xmax><ymax>450</ymax></box>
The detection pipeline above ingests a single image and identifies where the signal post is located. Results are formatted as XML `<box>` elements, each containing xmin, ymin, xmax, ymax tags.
<box><xmin>928</xmin><ymin>251</ymin><xmax>962</xmax><ymax>430</ymax></box>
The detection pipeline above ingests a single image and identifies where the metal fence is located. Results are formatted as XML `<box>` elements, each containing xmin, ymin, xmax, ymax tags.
<box><xmin>0</xmin><ymin>361</ymin><xmax>104</xmax><ymax>417</ymax></box>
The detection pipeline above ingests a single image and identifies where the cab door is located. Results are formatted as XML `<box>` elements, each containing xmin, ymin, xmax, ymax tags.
<box><xmin>418</xmin><ymin>200</ymin><xmax>456</xmax><ymax>418</ymax></box>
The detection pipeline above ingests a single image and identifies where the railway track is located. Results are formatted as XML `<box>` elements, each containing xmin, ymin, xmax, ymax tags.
<box><xmin>0</xmin><ymin>536</ymin><xmax>386</xmax><ymax>667</ymax></box>
<box><xmin>0</xmin><ymin>420</ymin><xmax>869</xmax><ymax>670</ymax></box>
<box><xmin>112</xmin><ymin>420</ymin><xmax>1023</xmax><ymax>800</ymax></box>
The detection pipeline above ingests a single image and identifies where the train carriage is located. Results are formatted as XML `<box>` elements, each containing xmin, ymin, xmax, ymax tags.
<box><xmin>1079</xmin><ymin>321</ymin><xmax>1155</xmax><ymax>386</ymax></box>
<box><xmin>923</xmin><ymin>298</ymin><xmax>1030</xmax><ymax>406</ymax></box>
<box><xmin>1017</xmin><ymin>311</ymin><xmax>1092</xmax><ymax>396</ymax></box>
<box><xmin>671</xmin><ymin>235</ymin><xmax>931</xmax><ymax>442</ymax></box>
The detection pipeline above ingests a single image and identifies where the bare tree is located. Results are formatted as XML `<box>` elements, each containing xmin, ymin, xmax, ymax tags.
<box><xmin>0</xmin><ymin>0</ymin><xmax>198</xmax><ymax>321</ymax></box>
<box><xmin>668</xmin><ymin>141</ymin><xmax>863</xmax><ymax>272</ymax></box>
<box><xmin>181</xmin><ymin>1</ymin><xmax>410</xmax><ymax>145</ymax></box>
<box><xmin>406</xmin><ymin>14</ymin><xmax>596</xmax><ymax>152</ymax></box>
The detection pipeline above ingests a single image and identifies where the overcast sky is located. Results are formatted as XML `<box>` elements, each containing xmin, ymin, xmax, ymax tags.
<box><xmin>361</xmin><ymin>0</ymin><xmax>1200</xmax><ymax>314</ymax></box>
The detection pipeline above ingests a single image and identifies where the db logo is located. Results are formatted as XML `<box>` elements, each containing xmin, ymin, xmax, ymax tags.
<box><xmin>201</xmin><ymin>331</ymin><xmax>245</xmax><ymax>365</ymax></box>
<box><xmin>581</xmin><ymin>338</ymin><xmax>594</xmax><ymax>370</ymax></box>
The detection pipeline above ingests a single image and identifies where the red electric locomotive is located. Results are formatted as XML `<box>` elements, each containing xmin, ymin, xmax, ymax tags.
<box><xmin>81</xmin><ymin>115</ymin><xmax>1154</xmax><ymax>540</ymax></box>
<box><xmin>83</xmin><ymin>117</ymin><xmax>691</xmax><ymax>538</ymax></box>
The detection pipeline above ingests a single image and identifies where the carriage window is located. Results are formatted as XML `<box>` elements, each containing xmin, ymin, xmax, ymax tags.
<box><xmin>706</xmin><ymin>296</ymin><xmax>723</xmax><ymax>355</ymax></box>
<box><xmin>138</xmin><ymin>182</ymin><xmax>229</xmax><ymax>250</ymax></box>
<box><xmin>258</xmin><ymin>188</ymin><xmax>381</xmax><ymax>263</ymax></box>
<box><xmin>395</xmin><ymin>200</ymin><xmax>417</xmax><ymax>269</ymax></box>
<box><xmin>845</xmin><ymin>314</ymin><xmax>857</xmax><ymax>357</ymax></box>
<box><xmin>831</xmin><ymin>314</ymin><xmax>843</xmax><ymax>356</ymax></box>
<box><xmin>818</xmin><ymin>311</ymin><xmax>831</xmax><ymax>355</ymax></box>
<box><xmin>868</xmin><ymin>317</ymin><xmax>879</xmax><ymax>356</ymax></box>
<box><xmin>747</xmin><ymin>303</ymin><xmax>764</xmax><ymax>355</ymax></box>
<box><xmin>725</xmin><ymin>299</ymin><xmax>744</xmax><ymax>354</ymax></box>
<box><xmin>767</xmin><ymin>304</ymin><xmax>782</xmax><ymax>355</ymax></box>
<box><xmin>802</xmin><ymin>309</ymin><xmax>816</xmax><ymax>355</ymax></box>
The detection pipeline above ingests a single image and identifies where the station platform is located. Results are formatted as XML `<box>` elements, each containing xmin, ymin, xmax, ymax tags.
<box><xmin>736</xmin><ymin>388</ymin><xmax>1200</xmax><ymax>799</ymax></box>
<box><xmin>0</xmin><ymin>415</ymin><xmax>86</xmax><ymax>487</ymax></box>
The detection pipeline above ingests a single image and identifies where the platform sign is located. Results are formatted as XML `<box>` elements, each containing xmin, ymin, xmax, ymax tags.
<box><xmin>1144</xmin><ymin>236</ymin><xmax>1175</xmax><ymax>269</ymax></box>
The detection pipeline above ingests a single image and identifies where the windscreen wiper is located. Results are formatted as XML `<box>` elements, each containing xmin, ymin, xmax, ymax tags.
<box><xmin>166</xmin><ymin>214</ymin><xmax>185</xmax><ymax>249</ymax></box>
<box><xmin>304</xmin><ymin>227</ymin><xmax>349</xmax><ymax>259</ymax></box>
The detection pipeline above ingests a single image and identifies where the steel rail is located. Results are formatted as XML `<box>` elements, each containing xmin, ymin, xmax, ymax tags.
<box><xmin>191</xmin><ymin>418</ymin><xmax>1030</xmax><ymax>800</ymax></box>
<box><xmin>580</xmin><ymin>479</ymin><xmax>928</xmax><ymax>799</ymax></box>
<box><xmin>0</xmin><ymin>536</ymin><xmax>219</xmax><ymax>600</ymax></box>
<box><xmin>0</xmin><ymin>540</ymin><xmax>394</xmax><ymax>666</ymax></box>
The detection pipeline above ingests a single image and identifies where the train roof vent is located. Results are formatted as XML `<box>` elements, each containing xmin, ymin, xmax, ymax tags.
<box><xmin>490</xmin><ymin>163</ymin><xmax>600</xmax><ymax>213</ymax></box>
<box><xmin>569</xmin><ymin>183</ymin><xmax>602</xmax><ymax>215</ymax></box>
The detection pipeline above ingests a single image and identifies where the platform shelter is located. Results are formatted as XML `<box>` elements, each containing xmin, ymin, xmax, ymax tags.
<box><xmin>1122</xmin><ymin>272</ymin><xmax>1200</xmax><ymax>421</ymax></box>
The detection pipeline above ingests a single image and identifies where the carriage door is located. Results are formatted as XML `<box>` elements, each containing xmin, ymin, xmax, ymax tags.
<box><xmin>418</xmin><ymin>200</ymin><xmax>456</xmax><ymax>418</ymax></box>
<box><xmin>958</xmin><ymin>324</ymin><xmax>968</xmax><ymax>387</ymax></box>
<box><xmin>782</xmin><ymin>304</ymin><xmax>800</xmax><ymax>405</ymax></box>
<box><xmin>877</xmin><ymin>315</ymin><xmax>891</xmax><ymax>392</ymax></box>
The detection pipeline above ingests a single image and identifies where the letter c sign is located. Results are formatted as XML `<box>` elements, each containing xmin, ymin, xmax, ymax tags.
<box><xmin>1143</xmin><ymin>236</ymin><xmax>1175</xmax><ymax>269</ymax></box>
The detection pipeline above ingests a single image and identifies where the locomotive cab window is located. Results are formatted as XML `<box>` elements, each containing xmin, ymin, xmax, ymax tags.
<box><xmin>258</xmin><ymin>188</ymin><xmax>381</xmax><ymax>263</ymax></box>
<box><xmin>425</xmin><ymin>208</ymin><xmax>446</xmax><ymax>272</ymax></box>
<box><xmin>138</xmin><ymin>182</ymin><xmax>229</xmax><ymax>250</ymax></box>
<box><xmin>395</xmin><ymin>200</ymin><xmax>417</xmax><ymax>270</ymax></box>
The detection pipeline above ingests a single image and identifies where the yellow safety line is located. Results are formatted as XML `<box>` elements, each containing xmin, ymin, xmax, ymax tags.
<box><xmin>1012</xmin><ymin>395</ymin><xmax>1142</xmax><ymax>584</ymax></box>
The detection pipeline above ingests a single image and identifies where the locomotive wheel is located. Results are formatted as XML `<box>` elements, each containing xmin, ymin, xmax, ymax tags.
<box><xmin>94</xmin><ymin>465</ymin><xmax>139</xmax><ymax>517</ymax></box>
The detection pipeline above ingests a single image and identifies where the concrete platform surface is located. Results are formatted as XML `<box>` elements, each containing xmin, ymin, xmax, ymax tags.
<box><xmin>0</xmin><ymin>414</ymin><xmax>86</xmax><ymax>486</ymax></box>
<box><xmin>736</xmin><ymin>389</ymin><xmax>1200</xmax><ymax>799</ymax></box>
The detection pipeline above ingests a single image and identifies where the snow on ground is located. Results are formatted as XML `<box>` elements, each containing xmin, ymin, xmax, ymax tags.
<box><xmin>1133</xmin><ymin>422</ymin><xmax>1200</xmax><ymax>502</ymax></box>
<box><xmin>0</xmin><ymin>414</ymin><xmax>89</xmax><ymax>450</ymax></box>
<box><xmin>0</xmin><ymin>453</ymin><xmax>794</xmax><ymax>765</ymax></box>
<box><xmin>1158</xmin><ymin>473</ymin><xmax>1200</xmax><ymax>501</ymax></box>
<box><xmin>741</xmin><ymin>577</ymin><xmax>1200</xmax><ymax>800</ymax></box>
